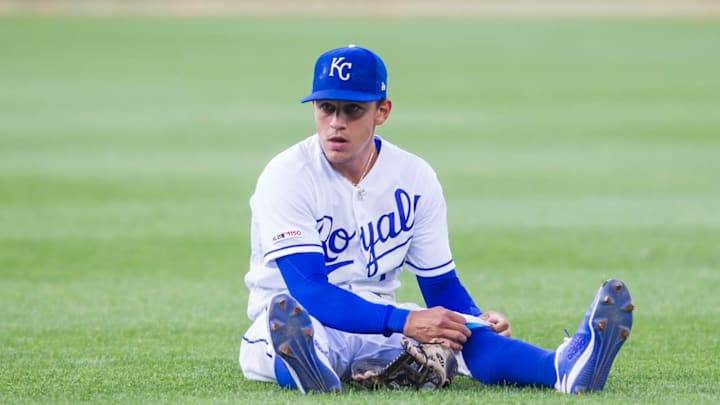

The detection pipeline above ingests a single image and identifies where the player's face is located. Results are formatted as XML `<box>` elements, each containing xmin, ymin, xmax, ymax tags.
<box><xmin>313</xmin><ymin>99</ymin><xmax>391</xmax><ymax>168</ymax></box>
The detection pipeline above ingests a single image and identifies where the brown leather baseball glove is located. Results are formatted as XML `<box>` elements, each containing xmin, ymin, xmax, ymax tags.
<box><xmin>350</xmin><ymin>337</ymin><xmax>458</xmax><ymax>390</ymax></box>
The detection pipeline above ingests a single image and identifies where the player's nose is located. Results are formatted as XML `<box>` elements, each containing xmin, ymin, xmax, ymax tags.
<box><xmin>329</xmin><ymin>111</ymin><xmax>348</xmax><ymax>128</ymax></box>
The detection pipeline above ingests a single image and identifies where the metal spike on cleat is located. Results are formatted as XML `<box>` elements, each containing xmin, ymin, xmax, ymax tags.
<box><xmin>619</xmin><ymin>327</ymin><xmax>630</xmax><ymax>340</ymax></box>
<box><xmin>596</xmin><ymin>319</ymin><xmax>607</xmax><ymax>332</ymax></box>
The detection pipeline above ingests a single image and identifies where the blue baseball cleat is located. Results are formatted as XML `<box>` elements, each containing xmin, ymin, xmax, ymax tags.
<box><xmin>268</xmin><ymin>293</ymin><xmax>342</xmax><ymax>394</ymax></box>
<box><xmin>555</xmin><ymin>279</ymin><xmax>634</xmax><ymax>394</ymax></box>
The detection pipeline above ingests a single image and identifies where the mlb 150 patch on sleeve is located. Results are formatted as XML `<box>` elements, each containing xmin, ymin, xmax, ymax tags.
<box><xmin>272</xmin><ymin>230</ymin><xmax>303</xmax><ymax>243</ymax></box>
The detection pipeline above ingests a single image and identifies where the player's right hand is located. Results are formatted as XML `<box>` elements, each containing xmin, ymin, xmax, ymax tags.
<box><xmin>403</xmin><ymin>307</ymin><xmax>472</xmax><ymax>351</ymax></box>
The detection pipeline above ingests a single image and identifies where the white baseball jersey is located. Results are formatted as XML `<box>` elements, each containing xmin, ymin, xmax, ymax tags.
<box><xmin>244</xmin><ymin>134</ymin><xmax>455</xmax><ymax>320</ymax></box>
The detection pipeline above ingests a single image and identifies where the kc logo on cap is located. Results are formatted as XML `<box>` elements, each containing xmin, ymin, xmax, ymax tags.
<box><xmin>329</xmin><ymin>57</ymin><xmax>353</xmax><ymax>81</ymax></box>
<box><xmin>301</xmin><ymin>45</ymin><xmax>388</xmax><ymax>103</ymax></box>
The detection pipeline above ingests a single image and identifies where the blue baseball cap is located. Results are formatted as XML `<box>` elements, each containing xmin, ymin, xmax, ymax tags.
<box><xmin>301</xmin><ymin>45</ymin><xmax>388</xmax><ymax>103</ymax></box>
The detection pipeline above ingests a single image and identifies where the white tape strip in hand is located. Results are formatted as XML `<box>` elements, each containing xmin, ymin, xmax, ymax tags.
<box><xmin>464</xmin><ymin>315</ymin><xmax>491</xmax><ymax>329</ymax></box>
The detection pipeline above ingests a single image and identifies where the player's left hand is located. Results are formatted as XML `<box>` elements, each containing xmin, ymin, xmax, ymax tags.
<box><xmin>480</xmin><ymin>311</ymin><xmax>512</xmax><ymax>337</ymax></box>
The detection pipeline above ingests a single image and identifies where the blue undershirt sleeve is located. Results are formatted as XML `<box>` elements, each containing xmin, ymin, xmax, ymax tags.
<box><xmin>276</xmin><ymin>252</ymin><xmax>410</xmax><ymax>336</ymax></box>
<box><xmin>416</xmin><ymin>270</ymin><xmax>482</xmax><ymax>316</ymax></box>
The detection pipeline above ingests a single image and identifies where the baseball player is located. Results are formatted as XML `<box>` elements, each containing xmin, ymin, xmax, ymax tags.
<box><xmin>239</xmin><ymin>45</ymin><xmax>634</xmax><ymax>394</ymax></box>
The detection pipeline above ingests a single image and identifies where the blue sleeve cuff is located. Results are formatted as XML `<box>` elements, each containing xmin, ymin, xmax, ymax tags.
<box><xmin>417</xmin><ymin>269</ymin><xmax>482</xmax><ymax>316</ymax></box>
<box><xmin>383</xmin><ymin>306</ymin><xmax>411</xmax><ymax>337</ymax></box>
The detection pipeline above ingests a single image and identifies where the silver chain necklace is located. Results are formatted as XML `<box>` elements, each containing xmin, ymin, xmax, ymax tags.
<box><xmin>353</xmin><ymin>146</ymin><xmax>375</xmax><ymax>199</ymax></box>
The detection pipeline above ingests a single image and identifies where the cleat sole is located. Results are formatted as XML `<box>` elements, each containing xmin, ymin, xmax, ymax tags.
<box><xmin>587</xmin><ymin>280</ymin><xmax>633</xmax><ymax>391</ymax></box>
<box><xmin>557</xmin><ymin>279</ymin><xmax>633</xmax><ymax>393</ymax></box>
<box><xmin>268</xmin><ymin>294</ymin><xmax>342</xmax><ymax>394</ymax></box>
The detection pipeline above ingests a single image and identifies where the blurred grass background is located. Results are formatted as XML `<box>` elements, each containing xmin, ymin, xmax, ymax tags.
<box><xmin>1</xmin><ymin>3</ymin><xmax>720</xmax><ymax>403</ymax></box>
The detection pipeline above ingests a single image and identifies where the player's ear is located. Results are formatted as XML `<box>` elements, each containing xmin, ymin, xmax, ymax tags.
<box><xmin>374</xmin><ymin>99</ymin><xmax>392</xmax><ymax>125</ymax></box>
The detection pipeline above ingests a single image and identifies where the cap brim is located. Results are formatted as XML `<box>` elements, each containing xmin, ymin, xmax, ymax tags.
<box><xmin>300</xmin><ymin>89</ymin><xmax>383</xmax><ymax>103</ymax></box>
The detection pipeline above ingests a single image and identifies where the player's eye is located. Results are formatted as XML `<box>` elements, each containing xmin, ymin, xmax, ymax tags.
<box><xmin>341</xmin><ymin>104</ymin><xmax>364</xmax><ymax>118</ymax></box>
<box><xmin>316</xmin><ymin>101</ymin><xmax>367</xmax><ymax>120</ymax></box>
<box><xmin>317</xmin><ymin>102</ymin><xmax>337</xmax><ymax>115</ymax></box>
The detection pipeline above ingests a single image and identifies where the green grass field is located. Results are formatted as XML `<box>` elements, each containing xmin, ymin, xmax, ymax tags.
<box><xmin>1</xmin><ymin>15</ymin><xmax>719</xmax><ymax>404</ymax></box>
